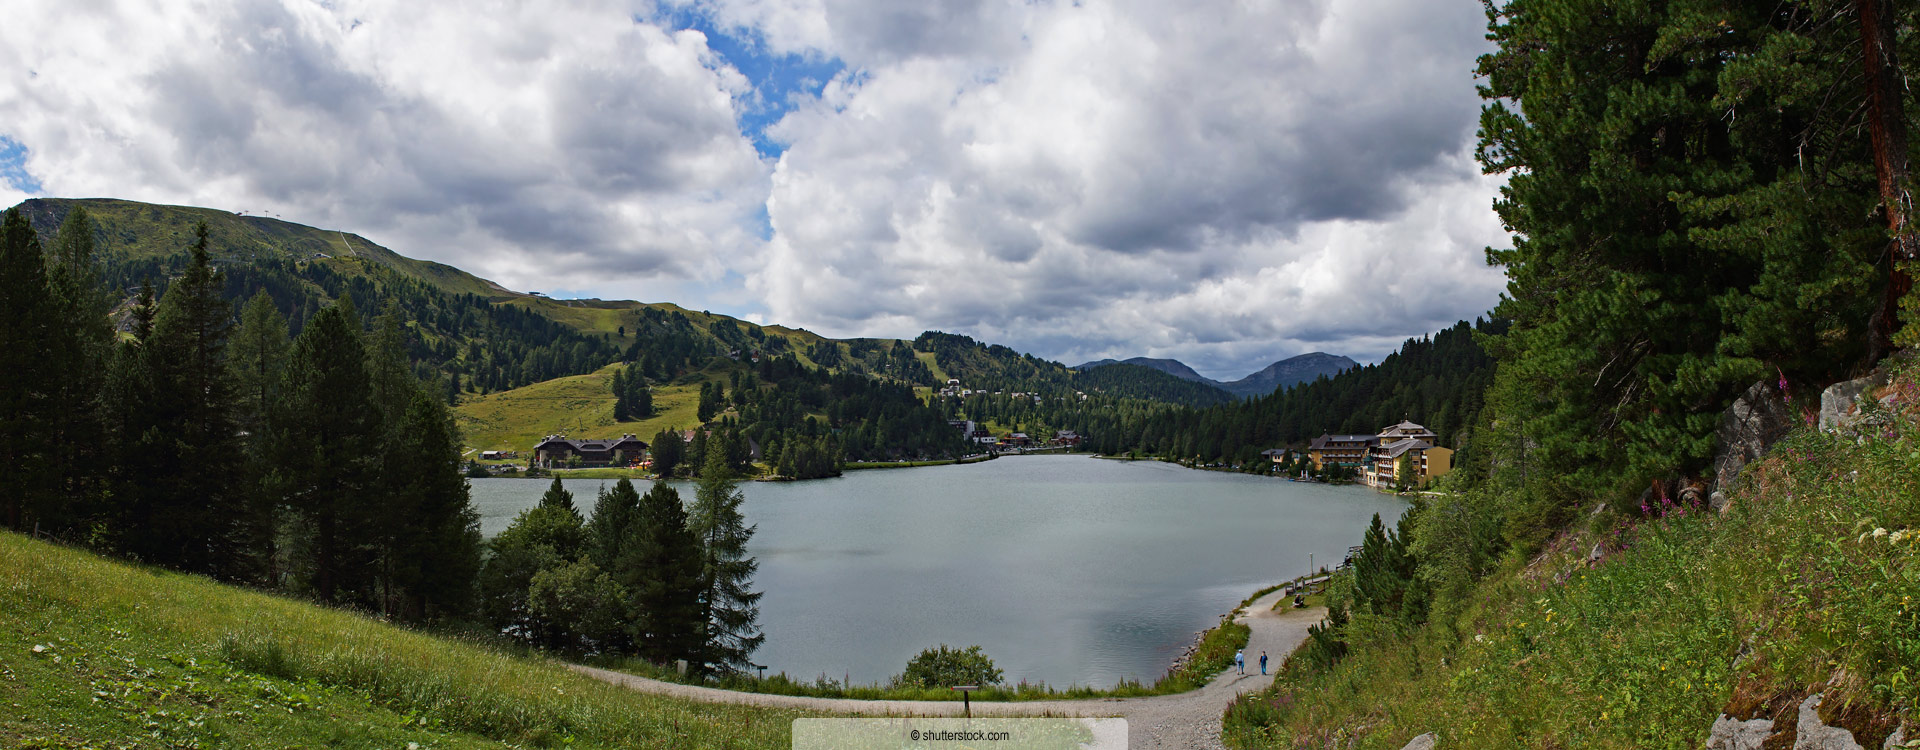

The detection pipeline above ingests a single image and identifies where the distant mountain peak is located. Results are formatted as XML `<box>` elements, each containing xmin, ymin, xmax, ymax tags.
<box><xmin>1074</xmin><ymin>351</ymin><xmax>1358</xmax><ymax>399</ymax></box>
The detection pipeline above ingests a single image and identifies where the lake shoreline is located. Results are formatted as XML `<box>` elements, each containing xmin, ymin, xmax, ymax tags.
<box><xmin>468</xmin><ymin>455</ymin><xmax>1408</xmax><ymax>687</ymax></box>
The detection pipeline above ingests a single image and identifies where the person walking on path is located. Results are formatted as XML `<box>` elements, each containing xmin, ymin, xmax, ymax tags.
<box><xmin>1234</xmin><ymin>650</ymin><xmax>1244</xmax><ymax>675</ymax></box>
<box><xmin>1259</xmin><ymin>651</ymin><xmax>1268</xmax><ymax>675</ymax></box>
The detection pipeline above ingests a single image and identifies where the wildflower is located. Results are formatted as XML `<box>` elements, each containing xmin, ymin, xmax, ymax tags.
<box><xmin>1874</xmin><ymin>528</ymin><xmax>1889</xmax><ymax>540</ymax></box>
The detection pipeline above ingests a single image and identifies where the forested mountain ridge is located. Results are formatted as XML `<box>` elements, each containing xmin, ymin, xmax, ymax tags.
<box><xmin>1216</xmin><ymin>352</ymin><xmax>1359</xmax><ymax>399</ymax></box>
<box><xmin>17</xmin><ymin>198</ymin><xmax>510</xmax><ymax>298</ymax></box>
<box><xmin>1073</xmin><ymin>356</ymin><xmax>1212</xmax><ymax>382</ymax></box>
<box><xmin>1074</xmin><ymin>351</ymin><xmax>1361</xmax><ymax>399</ymax></box>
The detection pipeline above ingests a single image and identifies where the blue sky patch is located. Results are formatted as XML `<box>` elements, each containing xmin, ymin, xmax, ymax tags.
<box><xmin>0</xmin><ymin>136</ymin><xmax>43</xmax><ymax>194</ymax></box>
<box><xmin>655</xmin><ymin>8</ymin><xmax>843</xmax><ymax>160</ymax></box>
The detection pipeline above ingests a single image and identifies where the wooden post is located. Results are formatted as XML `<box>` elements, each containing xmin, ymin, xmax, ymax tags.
<box><xmin>952</xmin><ymin>685</ymin><xmax>978</xmax><ymax>718</ymax></box>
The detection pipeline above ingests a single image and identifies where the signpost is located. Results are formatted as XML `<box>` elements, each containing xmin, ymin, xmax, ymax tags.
<box><xmin>951</xmin><ymin>685</ymin><xmax>979</xmax><ymax>718</ymax></box>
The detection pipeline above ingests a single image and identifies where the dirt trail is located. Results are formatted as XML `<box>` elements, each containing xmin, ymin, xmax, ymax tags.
<box><xmin>570</xmin><ymin>588</ymin><xmax>1324</xmax><ymax>749</ymax></box>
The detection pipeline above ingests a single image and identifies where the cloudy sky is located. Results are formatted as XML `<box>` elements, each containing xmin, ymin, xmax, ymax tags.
<box><xmin>0</xmin><ymin>0</ymin><xmax>1509</xmax><ymax>380</ymax></box>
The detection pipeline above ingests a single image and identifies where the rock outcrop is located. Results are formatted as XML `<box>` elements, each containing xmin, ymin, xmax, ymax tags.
<box><xmin>1711</xmin><ymin>380</ymin><xmax>1794</xmax><ymax>499</ymax></box>
<box><xmin>1707</xmin><ymin>714</ymin><xmax>1775</xmax><ymax>750</ymax></box>
<box><xmin>1400</xmin><ymin>732</ymin><xmax>1436</xmax><ymax>750</ymax></box>
<box><xmin>1821</xmin><ymin>377</ymin><xmax>1875</xmax><ymax>432</ymax></box>
<box><xmin>1795</xmin><ymin>693</ymin><xmax>1866</xmax><ymax>750</ymax></box>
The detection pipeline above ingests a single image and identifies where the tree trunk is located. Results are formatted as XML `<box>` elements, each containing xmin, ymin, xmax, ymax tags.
<box><xmin>1860</xmin><ymin>0</ymin><xmax>1918</xmax><ymax>359</ymax></box>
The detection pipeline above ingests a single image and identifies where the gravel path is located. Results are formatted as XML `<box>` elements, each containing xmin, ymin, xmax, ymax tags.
<box><xmin>570</xmin><ymin>588</ymin><xmax>1324</xmax><ymax>750</ymax></box>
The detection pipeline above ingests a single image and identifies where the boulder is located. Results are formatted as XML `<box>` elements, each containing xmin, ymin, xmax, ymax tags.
<box><xmin>1713</xmin><ymin>381</ymin><xmax>1794</xmax><ymax>496</ymax></box>
<box><xmin>1820</xmin><ymin>378</ymin><xmax>1874</xmax><ymax>433</ymax></box>
<box><xmin>1795</xmin><ymin>693</ymin><xmax>1865</xmax><ymax>750</ymax></box>
<box><xmin>1707</xmin><ymin>714</ymin><xmax>1776</xmax><ymax>750</ymax></box>
<box><xmin>1401</xmin><ymin>732</ymin><xmax>1437</xmax><ymax>750</ymax></box>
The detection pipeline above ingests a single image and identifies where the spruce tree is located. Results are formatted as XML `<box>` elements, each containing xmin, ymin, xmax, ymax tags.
<box><xmin>0</xmin><ymin>208</ymin><xmax>57</xmax><ymax>532</ymax></box>
<box><xmin>690</xmin><ymin>447</ymin><xmax>762</xmax><ymax>673</ymax></box>
<box><xmin>43</xmin><ymin>206</ymin><xmax>113</xmax><ymax>534</ymax></box>
<box><xmin>229</xmin><ymin>291</ymin><xmax>291</xmax><ymax>580</ymax></box>
<box><xmin>538</xmin><ymin>476</ymin><xmax>576</xmax><ymax>514</ymax></box>
<box><xmin>624</xmin><ymin>480</ymin><xmax>704</xmax><ymax>664</ymax></box>
<box><xmin>143</xmin><ymin>223</ymin><xmax>249</xmax><ymax>578</ymax></box>
<box><xmin>385</xmin><ymin>389</ymin><xmax>482</xmax><ymax>622</ymax></box>
<box><xmin>627</xmin><ymin>368</ymin><xmax>652</xmax><ymax>418</ymax></box>
<box><xmin>275</xmin><ymin>297</ymin><xmax>382</xmax><ymax>604</ymax></box>
<box><xmin>611</xmin><ymin>367</ymin><xmax>630</xmax><ymax>422</ymax></box>
<box><xmin>229</xmin><ymin>291</ymin><xmax>290</xmax><ymax>438</ymax></box>
<box><xmin>650</xmin><ymin>428</ymin><xmax>684</xmax><ymax>478</ymax></box>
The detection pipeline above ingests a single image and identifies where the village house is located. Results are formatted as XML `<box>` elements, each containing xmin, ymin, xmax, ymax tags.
<box><xmin>1362</xmin><ymin>421</ymin><xmax>1453</xmax><ymax>489</ymax></box>
<box><xmin>1307</xmin><ymin>433</ymin><xmax>1378</xmax><ymax>471</ymax></box>
<box><xmin>1261</xmin><ymin>447</ymin><xmax>1290</xmax><ymax>465</ymax></box>
<box><xmin>532</xmin><ymin>434</ymin><xmax>648</xmax><ymax>468</ymax></box>
<box><xmin>1053</xmin><ymin>430</ymin><xmax>1082</xmax><ymax>447</ymax></box>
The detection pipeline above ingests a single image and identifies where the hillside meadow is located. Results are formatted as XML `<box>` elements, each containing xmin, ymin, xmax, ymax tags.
<box><xmin>0</xmin><ymin>531</ymin><xmax>811</xmax><ymax>748</ymax></box>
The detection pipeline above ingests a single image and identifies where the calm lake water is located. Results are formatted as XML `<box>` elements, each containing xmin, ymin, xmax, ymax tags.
<box><xmin>469</xmin><ymin>455</ymin><xmax>1405</xmax><ymax>688</ymax></box>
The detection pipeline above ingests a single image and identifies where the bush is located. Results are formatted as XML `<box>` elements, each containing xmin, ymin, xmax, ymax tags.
<box><xmin>893</xmin><ymin>644</ymin><xmax>1004</xmax><ymax>688</ymax></box>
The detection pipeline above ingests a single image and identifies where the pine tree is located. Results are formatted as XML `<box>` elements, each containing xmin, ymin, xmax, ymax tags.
<box><xmin>650</xmin><ymin>429</ymin><xmax>684</xmax><ymax>478</ymax></box>
<box><xmin>143</xmin><ymin>223</ymin><xmax>249</xmax><ymax>578</ymax></box>
<box><xmin>625</xmin><ymin>480</ymin><xmax>705</xmax><ymax>664</ymax></box>
<box><xmin>690</xmin><ymin>448</ymin><xmax>762</xmax><ymax>673</ymax></box>
<box><xmin>611</xmin><ymin>367</ymin><xmax>631</xmax><ymax>422</ymax></box>
<box><xmin>42</xmin><ymin>206</ymin><xmax>113</xmax><ymax>534</ymax></box>
<box><xmin>538</xmin><ymin>476</ymin><xmax>576</xmax><ymax>514</ymax></box>
<box><xmin>229</xmin><ymin>291</ymin><xmax>291</xmax><ymax>581</ymax></box>
<box><xmin>274</xmin><ymin>296</ymin><xmax>382</xmax><ymax>604</ymax></box>
<box><xmin>229</xmin><ymin>291</ymin><xmax>290</xmax><ymax>438</ymax></box>
<box><xmin>628</xmin><ymin>369</ymin><xmax>652</xmax><ymax>418</ymax></box>
<box><xmin>384</xmin><ymin>389</ymin><xmax>482</xmax><ymax>622</ymax></box>
<box><xmin>0</xmin><ymin>208</ymin><xmax>57</xmax><ymax>532</ymax></box>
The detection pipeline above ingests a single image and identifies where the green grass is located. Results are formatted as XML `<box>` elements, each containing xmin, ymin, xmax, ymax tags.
<box><xmin>1223</xmin><ymin>361</ymin><xmax>1920</xmax><ymax>749</ymax></box>
<box><xmin>0</xmin><ymin>532</ymin><xmax>816</xmax><ymax>749</ymax></box>
<box><xmin>454</xmin><ymin>364</ymin><xmax>707</xmax><ymax>453</ymax></box>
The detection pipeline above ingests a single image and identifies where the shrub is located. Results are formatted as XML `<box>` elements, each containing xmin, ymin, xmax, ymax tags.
<box><xmin>893</xmin><ymin>644</ymin><xmax>1004</xmax><ymax>688</ymax></box>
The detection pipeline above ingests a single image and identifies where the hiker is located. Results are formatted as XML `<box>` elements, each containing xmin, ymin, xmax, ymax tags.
<box><xmin>1260</xmin><ymin>651</ymin><xmax>1268</xmax><ymax>674</ymax></box>
<box><xmin>1234</xmin><ymin>650</ymin><xmax>1244</xmax><ymax>674</ymax></box>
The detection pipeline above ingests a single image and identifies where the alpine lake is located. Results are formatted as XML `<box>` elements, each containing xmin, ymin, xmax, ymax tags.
<box><xmin>469</xmin><ymin>453</ymin><xmax>1406</xmax><ymax>689</ymax></box>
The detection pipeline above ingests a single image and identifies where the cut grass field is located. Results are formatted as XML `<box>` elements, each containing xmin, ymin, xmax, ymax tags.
<box><xmin>0</xmin><ymin>531</ymin><xmax>813</xmax><ymax>749</ymax></box>
<box><xmin>453</xmin><ymin>364</ymin><xmax>706</xmax><ymax>453</ymax></box>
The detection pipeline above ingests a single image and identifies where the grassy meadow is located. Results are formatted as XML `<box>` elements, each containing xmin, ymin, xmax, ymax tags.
<box><xmin>0</xmin><ymin>531</ymin><xmax>812</xmax><ymax>749</ymax></box>
<box><xmin>453</xmin><ymin>364</ymin><xmax>707</xmax><ymax>454</ymax></box>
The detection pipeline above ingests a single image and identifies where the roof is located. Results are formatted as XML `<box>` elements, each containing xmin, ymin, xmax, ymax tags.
<box><xmin>1378</xmin><ymin>420</ymin><xmax>1436</xmax><ymax>437</ymax></box>
<box><xmin>1309</xmin><ymin>434</ymin><xmax>1378</xmax><ymax>450</ymax></box>
<box><xmin>1260</xmin><ymin>448</ymin><xmax>1288</xmax><ymax>456</ymax></box>
<box><xmin>1377</xmin><ymin>438</ymin><xmax>1433</xmax><ymax>459</ymax></box>
<box><xmin>534</xmin><ymin>435</ymin><xmax>649</xmax><ymax>451</ymax></box>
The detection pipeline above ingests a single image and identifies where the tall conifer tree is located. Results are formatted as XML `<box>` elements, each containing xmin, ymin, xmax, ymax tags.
<box><xmin>143</xmin><ymin>223</ymin><xmax>248</xmax><ymax>578</ymax></box>
<box><xmin>0</xmin><ymin>208</ymin><xmax>57</xmax><ymax>532</ymax></box>
<box><xmin>690</xmin><ymin>448</ymin><xmax>762</xmax><ymax>673</ymax></box>
<box><xmin>275</xmin><ymin>296</ymin><xmax>382</xmax><ymax>604</ymax></box>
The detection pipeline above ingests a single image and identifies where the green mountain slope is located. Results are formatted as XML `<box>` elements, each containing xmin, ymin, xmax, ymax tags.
<box><xmin>17</xmin><ymin>198</ymin><xmax>510</xmax><ymax>299</ymax></box>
